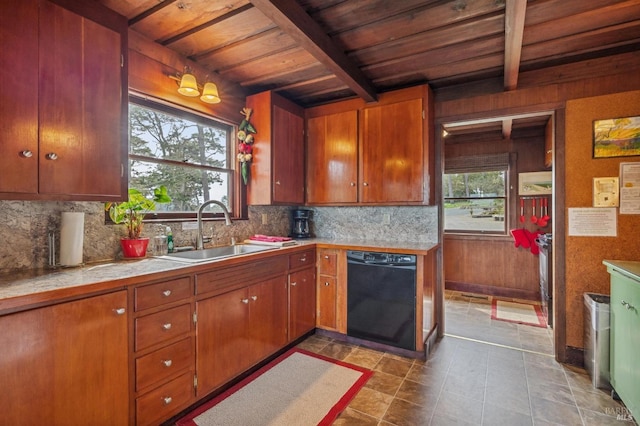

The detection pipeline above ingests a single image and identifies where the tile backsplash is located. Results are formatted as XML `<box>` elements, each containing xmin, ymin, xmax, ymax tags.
<box><xmin>0</xmin><ymin>201</ymin><xmax>438</xmax><ymax>273</ymax></box>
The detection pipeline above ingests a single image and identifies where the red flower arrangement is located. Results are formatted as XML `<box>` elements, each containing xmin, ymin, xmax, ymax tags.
<box><xmin>238</xmin><ymin>107</ymin><xmax>257</xmax><ymax>185</ymax></box>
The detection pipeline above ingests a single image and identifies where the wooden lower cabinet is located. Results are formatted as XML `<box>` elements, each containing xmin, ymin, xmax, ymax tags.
<box><xmin>316</xmin><ymin>248</ymin><xmax>339</xmax><ymax>331</ymax></box>
<box><xmin>0</xmin><ymin>290</ymin><xmax>129</xmax><ymax>425</ymax></box>
<box><xmin>196</xmin><ymin>275</ymin><xmax>288</xmax><ymax>397</ymax></box>
<box><xmin>132</xmin><ymin>277</ymin><xmax>195</xmax><ymax>426</ymax></box>
<box><xmin>289</xmin><ymin>267</ymin><xmax>316</xmax><ymax>341</ymax></box>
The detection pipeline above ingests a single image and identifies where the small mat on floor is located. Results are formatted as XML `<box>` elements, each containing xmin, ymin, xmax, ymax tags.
<box><xmin>176</xmin><ymin>348</ymin><xmax>372</xmax><ymax>426</ymax></box>
<box><xmin>491</xmin><ymin>299</ymin><xmax>547</xmax><ymax>328</ymax></box>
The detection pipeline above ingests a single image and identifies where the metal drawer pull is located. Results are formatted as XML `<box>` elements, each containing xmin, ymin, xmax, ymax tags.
<box><xmin>324</xmin><ymin>255</ymin><xmax>329</xmax><ymax>259</ymax></box>
<box><xmin>113</xmin><ymin>308</ymin><xmax>126</xmax><ymax>315</ymax></box>
<box><xmin>324</xmin><ymin>282</ymin><xmax>330</xmax><ymax>286</ymax></box>
<box><xmin>300</xmin><ymin>256</ymin><xmax>307</xmax><ymax>261</ymax></box>
<box><xmin>163</xmin><ymin>396</ymin><xmax>172</xmax><ymax>405</ymax></box>
<box><xmin>45</xmin><ymin>152</ymin><xmax>58</xmax><ymax>160</ymax></box>
<box><xmin>251</xmin><ymin>295</ymin><xmax>258</xmax><ymax>301</ymax></box>
<box><xmin>241</xmin><ymin>298</ymin><xmax>249</xmax><ymax>304</ymax></box>
<box><xmin>162</xmin><ymin>323</ymin><xmax>172</xmax><ymax>330</ymax></box>
<box><xmin>162</xmin><ymin>290</ymin><xmax>172</xmax><ymax>297</ymax></box>
<box><xmin>291</xmin><ymin>282</ymin><xmax>297</xmax><ymax>286</ymax></box>
<box><xmin>162</xmin><ymin>359</ymin><xmax>173</xmax><ymax>367</ymax></box>
<box><xmin>20</xmin><ymin>150</ymin><xmax>33</xmax><ymax>158</ymax></box>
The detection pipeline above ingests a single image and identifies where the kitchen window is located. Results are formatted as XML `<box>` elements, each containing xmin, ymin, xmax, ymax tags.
<box><xmin>128</xmin><ymin>96</ymin><xmax>243</xmax><ymax>220</ymax></box>
<box><xmin>443</xmin><ymin>154</ymin><xmax>510</xmax><ymax>234</ymax></box>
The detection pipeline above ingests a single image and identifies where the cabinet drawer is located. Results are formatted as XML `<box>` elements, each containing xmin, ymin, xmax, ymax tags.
<box><xmin>136</xmin><ymin>337</ymin><xmax>194</xmax><ymax>392</ymax></box>
<box><xmin>289</xmin><ymin>250</ymin><xmax>314</xmax><ymax>270</ymax></box>
<box><xmin>136</xmin><ymin>371</ymin><xmax>194</xmax><ymax>426</ymax></box>
<box><xmin>318</xmin><ymin>250</ymin><xmax>337</xmax><ymax>275</ymax></box>
<box><xmin>135</xmin><ymin>304</ymin><xmax>192</xmax><ymax>351</ymax></box>
<box><xmin>135</xmin><ymin>277</ymin><xmax>192</xmax><ymax>312</ymax></box>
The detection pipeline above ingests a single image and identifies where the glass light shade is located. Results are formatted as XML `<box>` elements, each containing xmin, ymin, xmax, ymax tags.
<box><xmin>200</xmin><ymin>82</ymin><xmax>221</xmax><ymax>104</ymax></box>
<box><xmin>177</xmin><ymin>73</ymin><xmax>200</xmax><ymax>97</ymax></box>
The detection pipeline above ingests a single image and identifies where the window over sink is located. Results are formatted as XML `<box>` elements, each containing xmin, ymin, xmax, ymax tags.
<box><xmin>127</xmin><ymin>96</ymin><xmax>244</xmax><ymax>220</ymax></box>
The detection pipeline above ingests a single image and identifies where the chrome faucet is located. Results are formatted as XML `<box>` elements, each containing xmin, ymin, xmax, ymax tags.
<box><xmin>196</xmin><ymin>200</ymin><xmax>232</xmax><ymax>250</ymax></box>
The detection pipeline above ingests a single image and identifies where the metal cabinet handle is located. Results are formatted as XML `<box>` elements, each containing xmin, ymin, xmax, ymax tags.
<box><xmin>363</xmin><ymin>182</ymin><xmax>369</xmax><ymax>186</ymax></box>
<box><xmin>162</xmin><ymin>323</ymin><xmax>172</xmax><ymax>330</ymax></box>
<box><xmin>275</xmin><ymin>180</ymin><xmax>281</xmax><ymax>185</ymax></box>
<box><xmin>350</xmin><ymin>182</ymin><xmax>356</xmax><ymax>187</ymax></box>
<box><xmin>324</xmin><ymin>282</ymin><xmax>330</xmax><ymax>286</ymax></box>
<box><xmin>162</xmin><ymin>290</ymin><xmax>172</xmax><ymax>297</ymax></box>
<box><xmin>324</xmin><ymin>255</ymin><xmax>329</xmax><ymax>259</ymax></box>
<box><xmin>162</xmin><ymin>359</ymin><xmax>173</xmax><ymax>367</ymax></box>
<box><xmin>113</xmin><ymin>308</ymin><xmax>126</xmax><ymax>315</ymax></box>
<box><xmin>300</xmin><ymin>256</ymin><xmax>307</xmax><ymax>262</ymax></box>
<box><xmin>291</xmin><ymin>282</ymin><xmax>297</xmax><ymax>286</ymax></box>
<box><xmin>163</xmin><ymin>396</ymin><xmax>172</xmax><ymax>405</ymax></box>
<box><xmin>45</xmin><ymin>153</ymin><xmax>58</xmax><ymax>160</ymax></box>
<box><xmin>621</xmin><ymin>300</ymin><xmax>635</xmax><ymax>310</ymax></box>
<box><xmin>251</xmin><ymin>295</ymin><xmax>258</xmax><ymax>301</ymax></box>
<box><xmin>241</xmin><ymin>298</ymin><xmax>249</xmax><ymax>304</ymax></box>
<box><xmin>20</xmin><ymin>150</ymin><xmax>33</xmax><ymax>158</ymax></box>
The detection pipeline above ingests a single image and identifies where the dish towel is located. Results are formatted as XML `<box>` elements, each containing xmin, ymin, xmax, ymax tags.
<box><xmin>249</xmin><ymin>234</ymin><xmax>293</xmax><ymax>242</ymax></box>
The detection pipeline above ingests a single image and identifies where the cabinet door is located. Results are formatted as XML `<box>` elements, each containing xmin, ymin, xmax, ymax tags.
<box><xmin>273</xmin><ymin>105</ymin><xmax>305</xmax><ymax>204</ymax></box>
<box><xmin>289</xmin><ymin>268</ymin><xmax>316</xmax><ymax>341</ymax></box>
<box><xmin>0</xmin><ymin>291</ymin><xmax>129</xmax><ymax>425</ymax></box>
<box><xmin>317</xmin><ymin>275</ymin><xmax>338</xmax><ymax>330</ymax></box>
<box><xmin>306</xmin><ymin>111</ymin><xmax>358</xmax><ymax>204</ymax></box>
<box><xmin>39</xmin><ymin>1</ymin><xmax>124</xmax><ymax>198</ymax></box>
<box><xmin>361</xmin><ymin>98</ymin><xmax>424</xmax><ymax>203</ymax></box>
<box><xmin>0</xmin><ymin>0</ymin><xmax>39</xmax><ymax>194</ymax></box>
<box><xmin>610</xmin><ymin>273</ymin><xmax>640</xmax><ymax>416</ymax></box>
<box><xmin>196</xmin><ymin>287</ymin><xmax>249</xmax><ymax>396</ymax></box>
<box><xmin>249</xmin><ymin>276</ymin><xmax>288</xmax><ymax>362</ymax></box>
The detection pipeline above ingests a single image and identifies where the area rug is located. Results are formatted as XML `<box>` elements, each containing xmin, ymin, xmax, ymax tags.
<box><xmin>176</xmin><ymin>348</ymin><xmax>372</xmax><ymax>426</ymax></box>
<box><xmin>491</xmin><ymin>299</ymin><xmax>547</xmax><ymax>328</ymax></box>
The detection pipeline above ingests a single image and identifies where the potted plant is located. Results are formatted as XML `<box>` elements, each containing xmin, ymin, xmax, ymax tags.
<box><xmin>106</xmin><ymin>186</ymin><xmax>171</xmax><ymax>258</ymax></box>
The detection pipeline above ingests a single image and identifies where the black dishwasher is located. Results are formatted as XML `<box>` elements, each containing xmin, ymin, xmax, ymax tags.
<box><xmin>347</xmin><ymin>250</ymin><xmax>416</xmax><ymax>350</ymax></box>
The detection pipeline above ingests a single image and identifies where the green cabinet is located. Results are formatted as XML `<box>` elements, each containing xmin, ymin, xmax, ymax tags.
<box><xmin>605</xmin><ymin>260</ymin><xmax>640</xmax><ymax>418</ymax></box>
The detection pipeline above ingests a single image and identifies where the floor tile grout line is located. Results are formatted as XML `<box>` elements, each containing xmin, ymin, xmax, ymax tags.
<box><xmin>443</xmin><ymin>333</ymin><xmax>555</xmax><ymax>357</ymax></box>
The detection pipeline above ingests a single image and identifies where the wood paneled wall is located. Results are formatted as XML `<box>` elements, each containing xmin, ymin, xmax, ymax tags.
<box><xmin>444</xmin><ymin>237</ymin><xmax>540</xmax><ymax>300</ymax></box>
<box><xmin>127</xmin><ymin>30</ymin><xmax>247</xmax><ymax>124</ymax></box>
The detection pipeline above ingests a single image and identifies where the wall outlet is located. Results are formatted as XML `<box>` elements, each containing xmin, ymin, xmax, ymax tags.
<box><xmin>261</xmin><ymin>214</ymin><xmax>268</xmax><ymax>225</ymax></box>
<box><xmin>382</xmin><ymin>213</ymin><xmax>391</xmax><ymax>225</ymax></box>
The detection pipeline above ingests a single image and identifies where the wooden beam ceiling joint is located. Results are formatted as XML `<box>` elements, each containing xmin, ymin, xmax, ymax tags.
<box><xmin>250</xmin><ymin>0</ymin><xmax>378</xmax><ymax>102</ymax></box>
<box><xmin>503</xmin><ymin>0</ymin><xmax>526</xmax><ymax>91</ymax></box>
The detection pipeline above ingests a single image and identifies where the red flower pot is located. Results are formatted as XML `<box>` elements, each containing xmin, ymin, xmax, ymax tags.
<box><xmin>120</xmin><ymin>238</ymin><xmax>149</xmax><ymax>258</ymax></box>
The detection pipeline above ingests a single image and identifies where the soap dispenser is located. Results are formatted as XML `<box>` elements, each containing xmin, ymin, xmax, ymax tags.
<box><xmin>166</xmin><ymin>226</ymin><xmax>174</xmax><ymax>253</ymax></box>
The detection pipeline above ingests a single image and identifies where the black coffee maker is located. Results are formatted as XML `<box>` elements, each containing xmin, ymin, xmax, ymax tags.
<box><xmin>291</xmin><ymin>209</ymin><xmax>312</xmax><ymax>238</ymax></box>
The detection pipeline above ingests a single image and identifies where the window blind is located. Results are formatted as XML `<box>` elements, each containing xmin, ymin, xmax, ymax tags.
<box><xmin>444</xmin><ymin>153</ymin><xmax>510</xmax><ymax>173</ymax></box>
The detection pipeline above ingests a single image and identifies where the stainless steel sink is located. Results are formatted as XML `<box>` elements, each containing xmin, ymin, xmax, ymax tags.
<box><xmin>160</xmin><ymin>244</ymin><xmax>276</xmax><ymax>263</ymax></box>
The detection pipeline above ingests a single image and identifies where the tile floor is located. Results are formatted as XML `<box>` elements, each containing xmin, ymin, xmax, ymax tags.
<box><xmin>296</xmin><ymin>291</ymin><xmax>635</xmax><ymax>425</ymax></box>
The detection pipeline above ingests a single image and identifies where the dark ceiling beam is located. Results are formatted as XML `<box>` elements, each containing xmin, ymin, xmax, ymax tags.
<box><xmin>250</xmin><ymin>0</ymin><xmax>378</xmax><ymax>102</ymax></box>
<box><xmin>128</xmin><ymin>0</ymin><xmax>177</xmax><ymax>26</ymax></box>
<box><xmin>504</xmin><ymin>0</ymin><xmax>527</xmax><ymax>90</ymax></box>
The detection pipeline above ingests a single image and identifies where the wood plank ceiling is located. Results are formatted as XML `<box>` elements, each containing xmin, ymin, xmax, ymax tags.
<box><xmin>99</xmin><ymin>0</ymin><xmax>640</xmax><ymax>135</ymax></box>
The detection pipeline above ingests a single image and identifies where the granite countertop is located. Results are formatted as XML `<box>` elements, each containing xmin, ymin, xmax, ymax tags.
<box><xmin>603</xmin><ymin>260</ymin><xmax>640</xmax><ymax>282</ymax></box>
<box><xmin>0</xmin><ymin>239</ymin><xmax>438</xmax><ymax>313</ymax></box>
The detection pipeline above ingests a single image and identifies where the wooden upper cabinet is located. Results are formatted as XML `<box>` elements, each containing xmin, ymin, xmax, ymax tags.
<box><xmin>306</xmin><ymin>110</ymin><xmax>358</xmax><ymax>204</ymax></box>
<box><xmin>0</xmin><ymin>1</ymin><xmax>39</xmax><ymax>194</ymax></box>
<box><xmin>361</xmin><ymin>98</ymin><xmax>424</xmax><ymax>203</ymax></box>
<box><xmin>305</xmin><ymin>84</ymin><xmax>434</xmax><ymax>205</ymax></box>
<box><xmin>246</xmin><ymin>91</ymin><xmax>305</xmax><ymax>205</ymax></box>
<box><xmin>0</xmin><ymin>0</ymin><xmax>127</xmax><ymax>201</ymax></box>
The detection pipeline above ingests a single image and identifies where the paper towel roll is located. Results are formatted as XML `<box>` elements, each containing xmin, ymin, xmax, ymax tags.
<box><xmin>60</xmin><ymin>212</ymin><xmax>84</xmax><ymax>266</ymax></box>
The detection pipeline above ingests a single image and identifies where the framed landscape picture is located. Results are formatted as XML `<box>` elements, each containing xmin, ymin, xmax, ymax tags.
<box><xmin>593</xmin><ymin>116</ymin><xmax>640</xmax><ymax>158</ymax></box>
